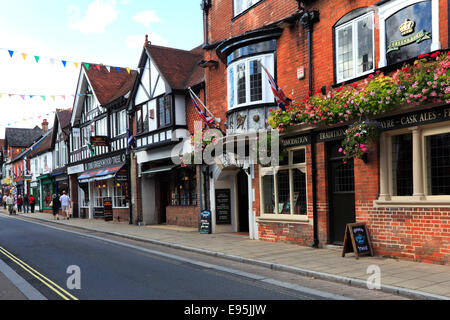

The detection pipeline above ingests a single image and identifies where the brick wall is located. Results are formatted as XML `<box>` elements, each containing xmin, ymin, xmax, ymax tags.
<box><xmin>166</xmin><ymin>206</ymin><xmax>199</xmax><ymax>228</ymax></box>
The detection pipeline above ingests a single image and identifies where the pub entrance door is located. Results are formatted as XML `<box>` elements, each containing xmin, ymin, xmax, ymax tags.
<box><xmin>327</xmin><ymin>141</ymin><xmax>356</xmax><ymax>245</ymax></box>
<box><xmin>237</xmin><ymin>169</ymin><xmax>249</xmax><ymax>233</ymax></box>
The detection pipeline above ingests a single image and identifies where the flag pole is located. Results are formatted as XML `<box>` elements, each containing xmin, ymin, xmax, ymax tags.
<box><xmin>188</xmin><ymin>87</ymin><xmax>219</xmax><ymax>123</ymax></box>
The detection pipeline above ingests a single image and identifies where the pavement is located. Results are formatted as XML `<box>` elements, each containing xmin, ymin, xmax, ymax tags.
<box><xmin>2</xmin><ymin>210</ymin><xmax>450</xmax><ymax>300</ymax></box>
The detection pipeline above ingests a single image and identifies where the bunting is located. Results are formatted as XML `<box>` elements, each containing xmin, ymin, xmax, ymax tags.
<box><xmin>0</xmin><ymin>48</ymin><xmax>138</xmax><ymax>73</ymax></box>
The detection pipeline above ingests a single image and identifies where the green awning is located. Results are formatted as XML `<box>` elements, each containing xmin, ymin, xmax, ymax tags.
<box><xmin>142</xmin><ymin>165</ymin><xmax>177</xmax><ymax>176</ymax></box>
<box><xmin>37</xmin><ymin>174</ymin><xmax>51</xmax><ymax>180</ymax></box>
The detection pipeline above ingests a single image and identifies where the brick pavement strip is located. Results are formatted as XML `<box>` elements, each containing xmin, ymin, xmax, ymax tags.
<box><xmin>3</xmin><ymin>211</ymin><xmax>450</xmax><ymax>300</ymax></box>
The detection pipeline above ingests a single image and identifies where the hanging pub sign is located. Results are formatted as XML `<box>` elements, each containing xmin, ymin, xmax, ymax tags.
<box><xmin>342</xmin><ymin>223</ymin><xmax>374</xmax><ymax>259</ymax></box>
<box><xmin>385</xmin><ymin>1</ymin><xmax>432</xmax><ymax>65</ymax></box>
<box><xmin>90</xmin><ymin>136</ymin><xmax>108</xmax><ymax>147</ymax></box>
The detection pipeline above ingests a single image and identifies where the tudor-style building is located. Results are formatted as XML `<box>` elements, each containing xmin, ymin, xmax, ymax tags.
<box><xmin>50</xmin><ymin>109</ymin><xmax>72</xmax><ymax>197</ymax></box>
<box><xmin>203</xmin><ymin>0</ymin><xmax>450</xmax><ymax>264</ymax></box>
<box><xmin>68</xmin><ymin>64</ymin><xmax>137</xmax><ymax>221</ymax></box>
<box><xmin>129</xmin><ymin>38</ymin><xmax>206</xmax><ymax>227</ymax></box>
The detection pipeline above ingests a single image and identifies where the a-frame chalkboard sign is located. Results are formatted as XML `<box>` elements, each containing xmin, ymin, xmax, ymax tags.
<box><xmin>342</xmin><ymin>223</ymin><xmax>374</xmax><ymax>259</ymax></box>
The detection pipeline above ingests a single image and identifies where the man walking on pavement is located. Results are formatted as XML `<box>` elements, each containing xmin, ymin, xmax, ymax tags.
<box><xmin>6</xmin><ymin>194</ymin><xmax>15</xmax><ymax>215</ymax></box>
<box><xmin>60</xmin><ymin>191</ymin><xmax>71</xmax><ymax>220</ymax></box>
<box><xmin>23</xmin><ymin>194</ymin><xmax>29</xmax><ymax>213</ymax></box>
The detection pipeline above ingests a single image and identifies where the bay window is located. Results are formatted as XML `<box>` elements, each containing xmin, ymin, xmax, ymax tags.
<box><xmin>227</xmin><ymin>53</ymin><xmax>275</xmax><ymax>110</ymax></box>
<box><xmin>335</xmin><ymin>12</ymin><xmax>374</xmax><ymax>83</ymax></box>
<box><xmin>113</xmin><ymin>182</ymin><xmax>129</xmax><ymax>208</ymax></box>
<box><xmin>260</xmin><ymin>148</ymin><xmax>308</xmax><ymax>219</ymax></box>
<box><xmin>157</xmin><ymin>95</ymin><xmax>172</xmax><ymax>128</ymax></box>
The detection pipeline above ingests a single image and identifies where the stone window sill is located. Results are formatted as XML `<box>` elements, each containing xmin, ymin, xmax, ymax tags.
<box><xmin>257</xmin><ymin>216</ymin><xmax>310</xmax><ymax>224</ymax></box>
<box><xmin>373</xmin><ymin>198</ymin><xmax>450</xmax><ymax>208</ymax></box>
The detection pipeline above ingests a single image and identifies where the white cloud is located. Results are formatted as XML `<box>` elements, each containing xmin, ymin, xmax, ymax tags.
<box><xmin>125</xmin><ymin>33</ymin><xmax>168</xmax><ymax>49</ymax></box>
<box><xmin>133</xmin><ymin>10</ymin><xmax>161</xmax><ymax>28</ymax></box>
<box><xmin>68</xmin><ymin>0</ymin><xmax>119</xmax><ymax>34</ymax></box>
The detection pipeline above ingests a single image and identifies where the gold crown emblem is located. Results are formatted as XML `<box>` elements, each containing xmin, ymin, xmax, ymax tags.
<box><xmin>399</xmin><ymin>19</ymin><xmax>415</xmax><ymax>36</ymax></box>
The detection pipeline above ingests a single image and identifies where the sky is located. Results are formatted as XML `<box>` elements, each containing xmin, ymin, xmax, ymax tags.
<box><xmin>0</xmin><ymin>0</ymin><xmax>204</xmax><ymax>138</ymax></box>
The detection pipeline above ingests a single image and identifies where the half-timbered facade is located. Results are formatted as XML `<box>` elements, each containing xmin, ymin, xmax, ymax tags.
<box><xmin>68</xmin><ymin>64</ymin><xmax>137</xmax><ymax>221</ymax></box>
<box><xmin>130</xmin><ymin>38</ymin><xmax>205</xmax><ymax>227</ymax></box>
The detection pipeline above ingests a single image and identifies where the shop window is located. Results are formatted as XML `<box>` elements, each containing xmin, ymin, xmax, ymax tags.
<box><xmin>335</xmin><ymin>12</ymin><xmax>374</xmax><ymax>83</ymax></box>
<box><xmin>95</xmin><ymin>182</ymin><xmax>109</xmax><ymax>207</ymax></box>
<box><xmin>260</xmin><ymin>148</ymin><xmax>308</xmax><ymax>218</ymax></box>
<box><xmin>233</xmin><ymin>0</ymin><xmax>261</xmax><ymax>16</ymax></box>
<box><xmin>426</xmin><ymin>133</ymin><xmax>450</xmax><ymax>195</ymax></box>
<box><xmin>42</xmin><ymin>183</ymin><xmax>52</xmax><ymax>208</ymax></box>
<box><xmin>379</xmin><ymin>123</ymin><xmax>450</xmax><ymax>204</ymax></box>
<box><xmin>113</xmin><ymin>182</ymin><xmax>129</xmax><ymax>208</ymax></box>
<box><xmin>227</xmin><ymin>53</ymin><xmax>275</xmax><ymax>110</ymax></box>
<box><xmin>169</xmin><ymin>167</ymin><xmax>197</xmax><ymax>206</ymax></box>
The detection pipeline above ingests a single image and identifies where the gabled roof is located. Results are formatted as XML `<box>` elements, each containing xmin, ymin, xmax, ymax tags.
<box><xmin>83</xmin><ymin>64</ymin><xmax>138</xmax><ymax>106</ymax></box>
<box><xmin>4</xmin><ymin>126</ymin><xmax>44</xmax><ymax>149</ymax></box>
<box><xmin>27</xmin><ymin>129</ymin><xmax>54</xmax><ymax>159</ymax></box>
<box><xmin>52</xmin><ymin>109</ymin><xmax>72</xmax><ymax>146</ymax></box>
<box><xmin>144</xmin><ymin>43</ymin><xmax>205</xmax><ymax>90</ymax></box>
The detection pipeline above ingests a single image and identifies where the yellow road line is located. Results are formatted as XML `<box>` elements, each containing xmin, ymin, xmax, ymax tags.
<box><xmin>0</xmin><ymin>246</ymin><xmax>78</xmax><ymax>300</ymax></box>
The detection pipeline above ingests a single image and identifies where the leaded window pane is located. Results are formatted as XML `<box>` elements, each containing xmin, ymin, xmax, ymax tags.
<box><xmin>277</xmin><ymin>170</ymin><xmax>290</xmax><ymax>214</ymax></box>
<box><xmin>392</xmin><ymin>134</ymin><xmax>413</xmax><ymax>196</ymax></box>
<box><xmin>250</xmin><ymin>60</ymin><xmax>262</xmax><ymax>102</ymax></box>
<box><xmin>237</xmin><ymin>63</ymin><xmax>246</xmax><ymax>105</ymax></box>
<box><xmin>337</xmin><ymin>25</ymin><xmax>353</xmax><ymax>81</ymax></box>
<box><xmin>262</xmin><ymin>174</ymin><xmax>274</xmax><ymax>214</ymax></box>
<box><xmin>357</xmin><ymin>15</ymin><xmax>374</xmax><ymax>74</ymax></box>
<box><xmin>293</xmin><ymin>169</ymin><xmax>307</xmax><ymax>215</ymax></box>
<box><xmin>427</xmin><ymin>133</ymin><xmax>450</xmax><ymax>195</ymax></box>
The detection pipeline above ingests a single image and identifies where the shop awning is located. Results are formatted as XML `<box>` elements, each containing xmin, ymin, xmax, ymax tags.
<box><xmin>141</xmin><ymin>165</ymin><xmax>177</xmax><ymax>176</ymax></box>
<box><xmin>78</xmin><ymin>164</ymin><xmax>125</xmax><ymax>183</ymax></box>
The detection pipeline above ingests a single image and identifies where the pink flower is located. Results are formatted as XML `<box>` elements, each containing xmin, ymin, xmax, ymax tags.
<box><xmin>338</xmin><ymin>148</ymin><xmax>343</xmax><ymax>153</ymax></box>
<box><xmin>355</xmin><ymin>132</ymin><xmax>360</xmax><ymax>137</ymax></box>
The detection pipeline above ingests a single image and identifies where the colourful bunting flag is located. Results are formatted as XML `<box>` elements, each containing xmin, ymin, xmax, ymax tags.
<box><xmin>126</xmin><ymin>67</ymin><xmax>131</xmax><ymax>74</ymax></box>
<box><xmin>116</xmin><ymin>67</ymin><xmax>121</xmax><ymax>73</ymax></box>
<box><xmin>34</xmin><ymin>56</ymin><xmax>40</xmax><ymax>63</ymax></box>
<box><xmin>8</xmin><ymin>50</ymin><xmax>14</xmax><ymax>58</ymax></box>
<box><xmin>84</xmin><ymin>63</ymin><xmax>90</xmax><ymax>70</ymax></box>
<box><xmin>22</xmin><ymin>53</ymin><xmax>27</xmax><ymax>61</ymax></box>
<box><xmin>62</xmin><ymin>60</ymin><xmax>67</xmax><ymax>67</ymax></box>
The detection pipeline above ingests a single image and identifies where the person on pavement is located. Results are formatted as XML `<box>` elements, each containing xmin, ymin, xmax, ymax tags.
<box><xmin>29</xmin><ymin>194</ymin><xmax>36</xmax><ymax>213</ymax></box>
<box><xmin>51</xmin><ymin>194</ymin><xmax>61</xmax><ymax>221</ymax></box>
<box><xmin>6</xmin><ymin>194</ymin><xmax>14</xmax><ymax>215</ymax></box>
<box><xmin>59</xmin><ymin>191</ymin><xmax>71</xmax><ymax>220</ymax></box>
<box><xmin>17</xmin><ymin>195</ymin><xmax>23</xmax><ymax>213</ymax></box>
<box><xmin>23</xmin><ymin>194</ymin><xmax>29</xmax><ymax>213</ymax></box>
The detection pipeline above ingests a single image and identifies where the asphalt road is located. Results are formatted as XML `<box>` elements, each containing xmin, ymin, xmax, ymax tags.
<box><xmin>0</xmin><ymin>214</ymin><xmax>333</xmax><ymax>300</ymax></box>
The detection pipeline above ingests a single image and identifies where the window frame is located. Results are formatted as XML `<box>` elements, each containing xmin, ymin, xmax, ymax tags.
<box><xmin>378</xmin><ymin>121</ymin><xmax>450</xmax><ymax>206</ymax></box>
<box><xmin>233</xmin><ymin>0</ymin><xmax>263</xmax><ymax>17</ymax></box>
<box><xmin>227</xmin><ymin>53</ymin><xmax>275</xmax><ymax>110</ymax></box>
<box><xmin>259</xmin><ymin>146</ymin><xmax>309</xmax><ymax>222</ymax></box>
<box><xmin>335</xmin><ymin>11</ymin><xmax>375</xmax><ymax>84</ymax></box>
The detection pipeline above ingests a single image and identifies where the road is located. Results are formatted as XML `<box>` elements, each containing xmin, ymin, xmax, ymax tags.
<box><xmin>0</xmin><ymin>213</ymin><xmax>409</xmax><ymax>301</ymax></box>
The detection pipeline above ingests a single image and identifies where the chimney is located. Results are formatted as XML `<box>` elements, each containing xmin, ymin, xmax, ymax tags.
<box><xmin>42</xmin><ymin>119</ymin><xmax>49</xmax><ymax>133</ymax></box>
<box><xmin>145</xmin><ymin>34</ymin><xmax>151</xmax><ymax>47</ymax></box>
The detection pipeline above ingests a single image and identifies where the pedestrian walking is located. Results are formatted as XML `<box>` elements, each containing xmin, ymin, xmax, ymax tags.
<box><xmin>17</xmin><ymin>195</ymin><xmax>23</xmax><ymax>213</ymax></box>
<box><xmin>6</xmin><ymin>194</ymin><xmax>15</xmax><ymax>215</ymax></box>
<box><xmin>2</xmin><ymin>195</ymin><xmax>6</xmax><ymax>210</ymax></box>
<box><xmin>51</xmin><ymin>194</ymin><xmax>61</xmax><ymax>220</ymax></box>
<box><xmin>59</xmin><ymin>191</ymin><xmax>71</xmax><ymax>220</ymax></box>
<box><xmin>29</xmin><ymin>194</ymin><xmax>36</xmax><ymax>213</ymax></box>
<box><xmin>23</xmin><ymin>194</ymin><xmax>29</xmax><ymax>213</ymax></box>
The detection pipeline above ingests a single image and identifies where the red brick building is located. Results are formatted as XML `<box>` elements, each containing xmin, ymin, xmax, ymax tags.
<box><xmin>202</xmin><ymin>0</ymin><xmax>450</xmax><ymax>264</ymax></box>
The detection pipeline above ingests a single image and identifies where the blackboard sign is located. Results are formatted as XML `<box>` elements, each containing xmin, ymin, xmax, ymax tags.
<box><xmin>215</xmin><ymin>189</ymin><xmax>231</xmax><ymax>225</ymax></box>
<box><xmin>342</xmin><ymin>223</ymin><xmax>374</xmax><ymax>259</ymax></box>
<box><xmin>94</xmin><ymin>207</ymin><xmax>105</xmax><ymax>218</ymax></box>
<box><xmin>104</xmin><ymin>197</ymin><xmax>113</xmax><ymax>222</ymax></box>
<box><xmin>200</xmin><ymin>210</ymin><xmax>212</xmax><ymax>234</ymax></box>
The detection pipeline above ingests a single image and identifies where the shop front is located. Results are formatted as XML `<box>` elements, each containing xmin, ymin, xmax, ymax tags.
<box><xmin>51</xmin><ymin>171</ymin><xmax>69</xmax><ymax>196</ymax></box>
<box><xmin>37</xmin><ymin>174</ymin><xmax>53</xmax><ymax>212</ymax></box>
<box><xmin>74</xmin><ymin>153</ymin><xmax>130</xmax><ymax>222</ymax></box>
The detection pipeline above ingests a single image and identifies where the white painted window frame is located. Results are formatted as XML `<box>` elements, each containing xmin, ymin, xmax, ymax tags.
<box><xmin>335</xmin><ymin>11</ymin><xmax>375</xmax><ymax>83</ymax></box>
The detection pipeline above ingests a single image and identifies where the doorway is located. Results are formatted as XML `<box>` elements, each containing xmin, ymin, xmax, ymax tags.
<box><xmin>327</xmin><ymin>141</ymin><xmax>356</xmax><ymax>245</ymax></box>
<box><xmin>237</xmin><ymin>169</ymin><xmax>249</xmax><ymax>233</ymax></box>
<box><xmin>157</xmin><ymin>174</ymin><xmax>170</xmax><ymax>224</ymax></box>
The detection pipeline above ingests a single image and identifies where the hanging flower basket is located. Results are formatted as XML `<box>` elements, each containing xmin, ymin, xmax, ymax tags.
<box><xmin>339</xmin><ymin>120</ymin><xmax>381</xmax><ymax>163</ymax></box>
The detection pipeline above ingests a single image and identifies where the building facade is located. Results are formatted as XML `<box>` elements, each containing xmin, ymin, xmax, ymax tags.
<box><xmin>202</xmin><ymin>0</ymin><xmax>450</xmax><ymax>264</ymax></box>
<box><xmin>68</xmin><ymin>64</ymin><xmax>137</xmax><ymax>222</ymax></box>
<box><xmin>129</xmin><ymin>38</ymin><xmax>206</xmax><ymax>228</ymax></box>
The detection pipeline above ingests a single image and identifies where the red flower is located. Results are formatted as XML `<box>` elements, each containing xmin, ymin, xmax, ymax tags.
<box><xmin>376</xmin><ymin>70</ymin><xmax>381</xmax><ymax>74</ymax></box>
<box><xmin>402</xmin><ymin>65</ymin><xmax>409</xmax><ymax>72</ymax></box>
<box><xmin>352</xmin><ymin>83</ymin><xmax>358</xmax><ymax>88</ymax></box>
<box><xmin>418</xmin><ymin>53</ymin><xmax>429</xmax><ymax>59</ymax></box>
<box><xmin>368</xmin><ymin>74</ymin><xmax>374</xmax><ymax>79</ymax></box>
<box><xmin>431</xmin><ymin>51</ymin><xmax>441</xmax><ymax>58</ymax></box>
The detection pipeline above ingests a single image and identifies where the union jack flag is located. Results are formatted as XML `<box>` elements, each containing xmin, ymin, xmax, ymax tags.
<box><xmin>189</xmin><ymin>90</ymin><xmax>216</xmax><ymax>129</ymax></box>
<box><xmin>261</xmin><ymin>64</ymin><xmax>292</xmax><ymax>111</ymax></box>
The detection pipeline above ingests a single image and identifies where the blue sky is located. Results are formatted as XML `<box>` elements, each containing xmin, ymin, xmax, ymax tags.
<box><xmin>0</xmin><ymin>0</ymin><xmax>204</xmax><ymax>138</ymax></box>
